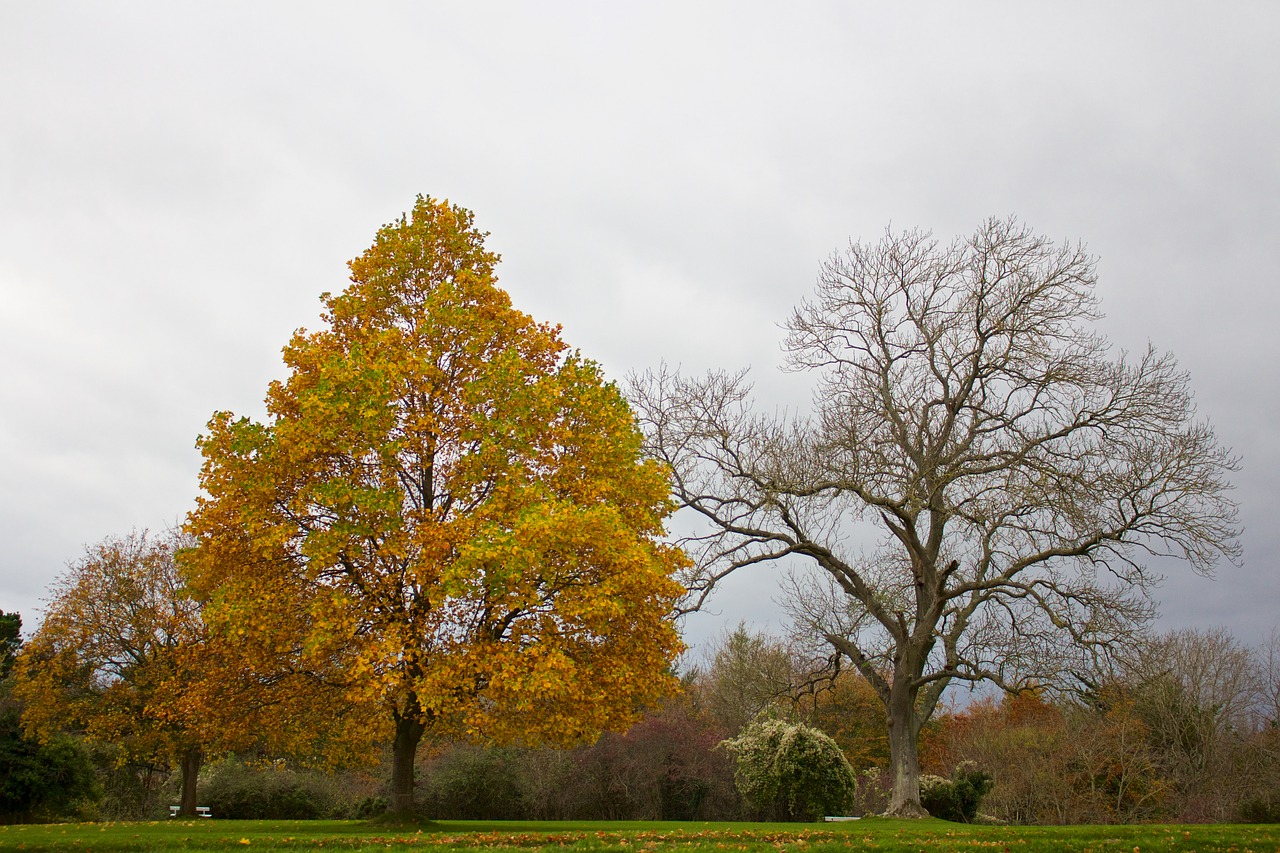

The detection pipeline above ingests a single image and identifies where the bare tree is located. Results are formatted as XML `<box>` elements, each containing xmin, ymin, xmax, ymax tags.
<box><xmin>1256</xmin><ymin>628</ymin><xmax>1280</xmax><ymax>732</ymax></box>
<box><xmin>630</xmin><ymin>218</ymin><xmax>1241</xmax><ymax>816</ymax></box>
<box><xmin>1249</xmin><ymin>629</ymin><xmax>1280</xmax><ymax>815</ymax></box>
<box><xmin>1139</xmin><ymin>628</ymin><xmax>1264</xmax><ymax>820</ymax></box>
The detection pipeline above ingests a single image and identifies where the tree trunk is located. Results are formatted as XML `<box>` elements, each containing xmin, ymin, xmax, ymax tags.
<box><xmin>388</xmin><ymin>709</ymin><xmax>427</xmax><ymax>817</ymax></box>
<box><xmin>884</xmin><ymin>684</ymin><xmax>929</xmax><ymax>818</ymax></box>
<box><xmin>178</xmin><ymin>746</ymin><xmax>202</xmax><ymax>817</ymax></box>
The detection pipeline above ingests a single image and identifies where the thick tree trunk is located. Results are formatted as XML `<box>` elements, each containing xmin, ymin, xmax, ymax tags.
<box><xmin>388</xmin><ymin>709</ymin><xmax>427</xmax><ymax>818</ymax></box>
<box><xmin>178</xmin><ymin>746</ymin><xmax>202</xmax><ymax>817</ymax></box>
<box><xmin>884</xmin><ymin>684</ymin><xmax>929</xmax><ymax>818</ymax></box>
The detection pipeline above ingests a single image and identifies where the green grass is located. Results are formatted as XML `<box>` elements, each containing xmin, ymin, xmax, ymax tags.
<box><xmin>0</xmin><ymin>818</ymin><xmax>1276</xmax><ymax>852</ymax></box>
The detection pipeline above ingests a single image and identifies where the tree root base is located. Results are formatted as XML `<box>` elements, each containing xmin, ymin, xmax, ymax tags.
<box><xmin>882</xmin><ymin>801</ymin><xmax>931</xmax><ymax>819</ymax></box>
<box><xmin>365</xmin><ymin>813</ymin><xmax>438</xmax><ymax>829</ymax></box>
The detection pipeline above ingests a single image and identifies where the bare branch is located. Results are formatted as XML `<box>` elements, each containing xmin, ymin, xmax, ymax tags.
<box><xmin>630</xmin><ymin>217</ymin><xmax>1241</xmax><ymax>816</ymax></box>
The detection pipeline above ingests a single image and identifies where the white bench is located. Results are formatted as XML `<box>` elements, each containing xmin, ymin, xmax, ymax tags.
<box><xmin>168</xmin><ymin>806</ymin><xmax>213</xmax><ymax>818</ymax></box>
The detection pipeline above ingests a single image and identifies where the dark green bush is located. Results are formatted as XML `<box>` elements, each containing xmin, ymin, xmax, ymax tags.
<box><xmin>201</xmin><ymin>758</ymin><xmax>338</xmax><ymax>819</ymax></box>
<box><xmin>1239</xmin><ymin>794</ymin><xmax>1280</xmax><ymax>824</ymax></box>
<box><xmin>419</xmin><ymin>745</ymin><xmax>525</xmax><ymax>819</ymax></box>
<box><xmin>352</xmin><ymin>795</ymin><xmax>388</xmax><ymax>820</ymax></box>
<box><xmin>920</xmin><ymin>762</ymin><xmax>993</xmax><ymax>823</ymax></box>
<box><xmin>0</xmin><ymin>697</ymin><xmax>97</xmax><ymax>823</ymax></box>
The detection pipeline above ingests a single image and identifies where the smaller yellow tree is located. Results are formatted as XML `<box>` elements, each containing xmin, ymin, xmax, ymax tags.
<box><xmin>13</xmin><ymin>530</ymin><xmax>208</xmax><ymax>816</ymax></box>
<box><xmin>185</xmin><ymin>196</ymin><xmax>686</xmax><ymax>816</ymax></box>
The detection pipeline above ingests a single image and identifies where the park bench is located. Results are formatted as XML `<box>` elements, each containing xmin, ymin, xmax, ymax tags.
<box><xmin>168</xmin><ymin>805</ymin><xmax>213</xmax><ymax>818</ymax></box>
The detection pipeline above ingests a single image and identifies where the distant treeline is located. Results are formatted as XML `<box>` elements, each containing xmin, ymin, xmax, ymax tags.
<box><xmin>5</xmin><ymin>617</ymin><xmax>1277</xmax><ymax>824</ymax></box>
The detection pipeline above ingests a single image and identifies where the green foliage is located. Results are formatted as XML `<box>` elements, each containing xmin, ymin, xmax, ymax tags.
<box><xmin>0</xmin><ymin>612</ymin><xmax>20</xmax><ymax>680</ymax></box>
<box><xmin>919</xmin><ymin>761</ymin><xmax>993</xmax><ymax>823</ymax></box>
<box><xmin>0</xmin><ymin>689</ymin><xmax>97</xmax><ymax>823</ymax></box>
<box><xmin>201</xmin><ymin>758</ymin><xmax>339</xmax><ymax>820</ymax></box>
<box><xmin>420</xmin><ymin>745</ymin><xmax>525</xmax><ymax>820</ymax></box>
<box><xmin>351</xmin><ymin>795</ymin><xmax>388</xmax><ymax>819</ymax></box>
<box><xmin>1238</xmin><ymin>793</ymin><xmax>1280</xmax><ymax>823</ymax></box>
<box><xmin>88</xmin><ymin>742</ymin><xmax>171</xmax><ymax>820</ymax></box>
<box><xmin>724</xmin><ymin>718</ymin><xmax>855</xmax><ymax>821</ymax></box>
<box><xmin>1</xmin><ymin>621</ymin><xmax>99</xmax><ymax>823</ymax></box>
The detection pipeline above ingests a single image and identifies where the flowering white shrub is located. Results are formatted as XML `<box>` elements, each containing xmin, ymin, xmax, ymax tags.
<box><xmin>723</xmin><ymin>718</ymin><xmax>856</xmax><ymax>821</ymax></box>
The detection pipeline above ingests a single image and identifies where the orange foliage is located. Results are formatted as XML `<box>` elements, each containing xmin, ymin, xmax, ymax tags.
<box><xmin>798</xmin><ymin>670</ymin><xmax>889</xmax><ymax>770</ymax></box>
<box><xmin>13</xmin><ymin>530</ymin><xmax>205</xmax><ymax>773</ymax></box>
<box><xmin>184</xmin><ymin>197</ymin><xmax>686</xmax><ymax>781</ymax></box>
<box><xmin>924</xmin><ymin>690</ymin><xmax>1169</xmax><ymax>824</ymax></box>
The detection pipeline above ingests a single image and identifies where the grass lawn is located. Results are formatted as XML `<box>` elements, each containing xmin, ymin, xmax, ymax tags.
<box><xmin>0</xmin><ymin>818</ymin><xmax>1276</xmax><ymax>852</ymax></box>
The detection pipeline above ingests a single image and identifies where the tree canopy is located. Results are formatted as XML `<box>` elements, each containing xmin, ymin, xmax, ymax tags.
<box><xmin>185</xmin><ymin>195</ymin><xmax>686</xmax><ymax>816</ymax></box>
<box><xmin>632</xmin><ymin>217</ymin><xmax>1241</xmax><ymax>816</ymax></box>
<box><xmin>11</xmin><ymin>530</ymin><xmax>207</xmax><ymax>815</ymax></box>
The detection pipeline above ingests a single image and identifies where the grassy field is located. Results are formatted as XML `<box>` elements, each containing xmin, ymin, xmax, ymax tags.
<box><xmin>0</xmin><ymin>818</ymin><xmax>1277</xmax><ymax>852</ymax></box>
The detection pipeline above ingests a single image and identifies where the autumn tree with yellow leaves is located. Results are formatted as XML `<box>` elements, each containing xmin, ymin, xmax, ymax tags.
<box><xmin>185</xmin><ymin>196</ymin><xmax>686</xmax><ymax>817</ymax></box>
<box><xmin>12</xmin><ymin>529</ymin><xmax>208</xmax><ymax>816</ymax></box>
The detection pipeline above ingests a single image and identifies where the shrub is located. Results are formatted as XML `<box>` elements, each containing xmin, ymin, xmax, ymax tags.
<box><xmin>541</xmin><ymin>701</ymin><xmax>738</xmax><ymax>821</ymax></box>
<box><xmin>0</xmin><ymin>696</ymin><xmax>98</xmax><ymax>823</ymax></box>
<box><xmin>201</xmin><ymin>758</ymin><xmax>338</xmax><ymax>819</ymax></box>
<box><xmin>351</xmin><ymin>795</ymin><xmax>388</xmax><ymax>820</ymax></box>
<box><xmin>1239</xmin><ymin>794</ymin><xmax>1280</xmax><ymax>824</ymax></box>
<box><xmin>724</xmin><ymin>718</ymin><xmax>855</xmax><ymax>821</ymax></box>
<box><xmin>93</xmin><ymin>751</ymin><xmax>170</xmax><ymax>820</ymax></box>
<box><xmin>920</xmin><ymin>761</ymin><xmax>993</xmax><ymax>822</ymax></box>
<box><xmin>419</xmin><ymin>745</ymin><xmax>525</xmax><ymax>820</ymax></box>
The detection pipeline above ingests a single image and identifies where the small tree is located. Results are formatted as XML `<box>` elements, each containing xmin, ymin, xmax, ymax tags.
<box><xmin>797</xmin><ymin>668</ymin><xmax>890</xmax><ymax>771</ymax></box>
<box><xmin>724</xmin><ymin>718</ymin><xmax>855</xmax><ymax>821</ymax></box>
<box><xmin>1115</xmin><ymin>627</ymin><xmax>1262</xmax><ymax>821</ymax></box>
<box><xmin>632</xmin><ymin>218</ymin><xmax>1241</xmax><ymax>815</ymax></box>
<box><xmin>695</xmin><ymin>624</ymin><xmax>796</xmax><ymax>735</ymax></box>
<box><xmin>12</xmin><ymin>530</ymin><xmax>207</xmax><ymax>817</ymax></box>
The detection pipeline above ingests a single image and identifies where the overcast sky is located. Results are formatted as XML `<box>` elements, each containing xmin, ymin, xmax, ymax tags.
<box><xmin>2</xmin><ymin>3</ymin><xmax>1277</xmax><ymax>656</ymax></box>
